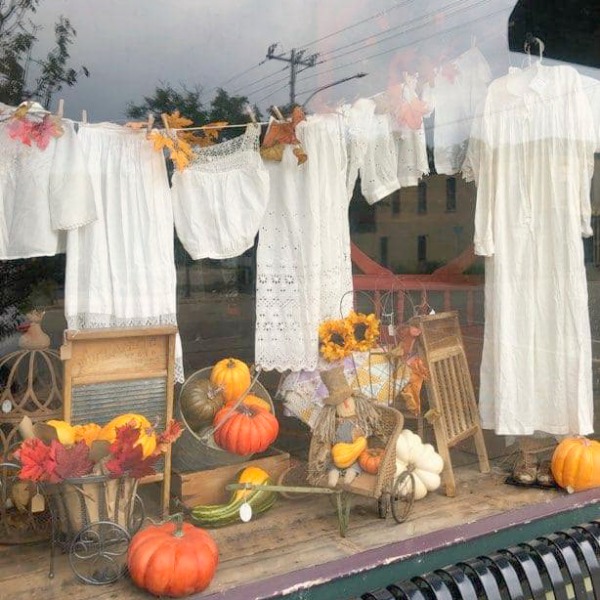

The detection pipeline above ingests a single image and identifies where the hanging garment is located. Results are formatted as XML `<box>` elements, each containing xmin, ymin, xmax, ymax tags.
<box><xmin>423</xmin><ymin>46</ymin><xmax>492</xmax><ymax>175</ymax></box>
<box><xmin>374</xmin><ymin>82</ymin><xmax>430</xmax><ymax>188</ymax></box>
<box><xmin>581</xmin><ymin>75</ymin><xmax>600</xmax><ymax>151</ymax></box>
<box><xmin>65</xmin><ymin>123</ymin><xmax>183</xmax><ymax>382</ymax></box>
<box><xmin>171</xmin><ymin>125</ymin><xmax>269</xmax><ymax>259</ymax></box>
<box><xmin>0</xmin><ymin>118</ymin><xmax>95</xmax><ymax>259</ymax></box>
<box><xmin>464</xmin><ymin>64</ymin><xmax>595</xmax><ymax>436</ymax></box>
<box><xmin>256</xmin><ymin>114</ymin><xmax>354</xmax><ymax>372</ymax></box>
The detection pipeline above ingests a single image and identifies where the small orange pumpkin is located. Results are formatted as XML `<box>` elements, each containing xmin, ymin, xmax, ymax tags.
<box><xmin>551</xmin><ymin>437</ymin><xmax>600</xmax><ymax>492</ymax></box>
<box><xmin>358</xmin><ymin>447</ymin><xmax>384</xmax><ymax>475</ymax></box>
<box><xmin>210</xmin><ymin>358</ymin><xmax>251</xmax><ymax>404</ymax></box>
<box><xmin>225</xmin><ymin>393</ymin><xmax>271</xmax><ymax>413</ymax></box>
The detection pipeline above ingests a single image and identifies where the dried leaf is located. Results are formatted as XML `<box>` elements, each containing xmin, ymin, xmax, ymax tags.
<box><xmin>15</xmin><ymin>438</ymin><xmax>56</xmax><ymax>483</ymax></box>
<box><xmin>156</xmin><ymin>419</ymin><xmax>183</xmax><ymax>453</ymax></box>
<box><xmin>52</xmin><ymin>440</ymin><xmax>93</xmax><ymax>481</ymax></box>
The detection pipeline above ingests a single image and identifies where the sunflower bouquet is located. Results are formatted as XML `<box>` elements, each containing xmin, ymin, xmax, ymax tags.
<box><xmin>318</xmin><ymin>311</ymin><xmax>380</xmax><ymax>362</ymax></box>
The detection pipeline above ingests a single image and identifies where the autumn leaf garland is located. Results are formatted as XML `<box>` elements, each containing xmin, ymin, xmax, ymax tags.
<box><xmin>149</xmin><ymin>110</ymin><xmax>227</xmax><ymax>171</ymax></box>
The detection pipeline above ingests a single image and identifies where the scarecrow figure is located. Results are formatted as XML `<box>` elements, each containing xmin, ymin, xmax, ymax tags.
<box><xmin>309</xmin><ymin>366</ymin><xmax>381</xmax><ymax>488</ymax></box>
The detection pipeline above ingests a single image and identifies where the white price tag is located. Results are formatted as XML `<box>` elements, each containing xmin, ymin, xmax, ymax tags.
<box><xmin>1</xmin><ymin>399</ymin><xmax>12</xmax><ymax>414</ymax></box>
<box><xmin>387</xmin><ymin>324</ymin><xmax>395</xmax><ymax>336</ymax></box>
<box><xmin>239</xmin><ymin>501</ymin><xmax>253</xmax><ymax>523</ymax></box>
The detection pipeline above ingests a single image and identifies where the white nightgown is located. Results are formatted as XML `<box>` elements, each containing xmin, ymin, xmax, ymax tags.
<box><xmin>464</xmin><ymin>64</ymin><xmax>595</xmax><ymax>435</ymax></box>
<box><xmin>255</xmin><ymin>114</ymin><xmax>355</xmax><ymax>372</ymax></box>
<box><xmin>0</xmin><ymin>119</ymin><xmax>95</xmax><ymax>259</ymax></box>
<box><xmin>65</xmin><ymin>123</ymin><xmax>183</xmax><ymax>382</ymax></box>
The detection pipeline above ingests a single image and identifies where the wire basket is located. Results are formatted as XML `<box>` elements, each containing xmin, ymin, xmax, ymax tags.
<box><xmin>172</xmin><ymin>367</ymin><xmax>274</xmax><ymax>472</ymax></box>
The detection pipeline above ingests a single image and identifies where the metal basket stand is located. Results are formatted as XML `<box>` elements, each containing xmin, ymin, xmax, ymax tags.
<box><xmin>44</xmin><ymin>475</ymin><xmax>144</xmax><ymax>585</ymax></box>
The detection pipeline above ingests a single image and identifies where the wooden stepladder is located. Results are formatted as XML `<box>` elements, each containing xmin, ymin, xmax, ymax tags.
<box><xmin>411</xmin><ymin>311</ymin><xmax>489</xmax><ymax>497</ymax></box>
<box><xmin>60</xmin><ymin>326</ymin><xmax>177</xmax><ymax>516</ymax></box>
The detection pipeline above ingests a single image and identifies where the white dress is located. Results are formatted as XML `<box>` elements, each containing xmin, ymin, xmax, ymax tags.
<box><xmin>0</xmin><ymin>119</ymin><xmax>95</xmax><ymax>259</ymax></box>
<box><xmin>255</xmin><ymin>114</ymin><xmax>354</xmax><ymax>372</ymax></box>
<box><xmin>424</xmin><ymin>46</ymin><xmax>491</xmax><ymax>175</ymax></box>
<box><xmin>464</xmin><ymin>64</ymin><xmax>595</xmax><ymax>435</ymax></box>
<box><xmin>171</xmin><ymin>125</ymin><xmax>269</xmax><ymax>259</ymax></box>
<box><xmin>65</xmin><ymin>123</ymin><xmax>183</xmax><ymax>381</ymax></box>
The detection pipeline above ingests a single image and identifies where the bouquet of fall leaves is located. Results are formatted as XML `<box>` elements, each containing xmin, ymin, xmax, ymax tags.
<box><xmin>14</xmin><ymin>414</ymin><xmax>182</xmax><ymax>484</ymax></box>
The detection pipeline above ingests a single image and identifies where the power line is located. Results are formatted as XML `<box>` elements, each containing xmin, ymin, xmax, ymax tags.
<box><xmin>213</xmin><ymin>62</ymin><xmax>264</xmax><ymax>91</ymax></box>
<box><xmin>232</xmin><ymin>65</ymin><xmax>289</xmax><ymax>95</ymax></box>
<box><xmin>293</xmin><ymin>4</ymin><xmax>508</xmax><ymax>101</ymax></box>
<box><xmin>297</xmin><ymin>0</ymin><xmax>415</xmax><ymax>51</ymax></box>
<box><xmin>255</xmin><ymin>81</ymin><xmax>290</xmax><ymax>105</ymax></box>
<box><xmin>264</xmin><ymin>44</ymin><xmax>319</xmax><ymax>104</ymax></box>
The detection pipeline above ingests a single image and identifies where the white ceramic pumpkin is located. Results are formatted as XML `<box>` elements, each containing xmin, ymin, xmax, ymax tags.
<box><xmin>395</xmin><ymin>429</ymin><xmax>444</xmax><ymax>500</ymax></box>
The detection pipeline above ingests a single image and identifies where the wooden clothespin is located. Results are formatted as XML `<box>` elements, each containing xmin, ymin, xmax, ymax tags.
<box><xmin>146</xmin><ymin>112</ymin><xmax>155</xmax><ymax>135</ymax></box>
<box><xmin>57</xmin><ymin>99</ymin><xmax>65</xmax><ymax>118</ymax></box>
<box><xmin>81</xmin><ymin>109</ymin><xmax>88</xmax><ymax>124</ymax></box>
<box><xmin>271</xmin><ymin>106</ymin><xmax>285</xmax><ymax>121</ymax></box>
<box><xmin>161</xmin><ymin>112</ymin><xmax>170</xmax><ymax>132</ymax></box>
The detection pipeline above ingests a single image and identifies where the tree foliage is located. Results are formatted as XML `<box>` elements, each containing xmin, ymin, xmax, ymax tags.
<box><xmin>0</xmin><ymin>0</ymin><xmax>88</xmax><ymax>107</ymax></box>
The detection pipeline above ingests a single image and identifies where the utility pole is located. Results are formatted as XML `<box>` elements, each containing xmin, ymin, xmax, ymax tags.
<box><xmin>265</xmin><ymin>43</ymin><xmax>319</xmax><ymax>105</ymax></box>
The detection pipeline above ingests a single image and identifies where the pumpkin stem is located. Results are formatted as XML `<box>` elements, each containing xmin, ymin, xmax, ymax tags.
<box><xmin>169</xmin><ymin>512</ymin><xmax>185</xmax><ymax>537</ymax></box>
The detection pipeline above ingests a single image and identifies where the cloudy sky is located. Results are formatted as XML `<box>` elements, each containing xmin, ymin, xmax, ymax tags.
<box><xmin>29</xmin><ymin>0</ymin><xmax>596</xmax><ymax>123</ymax></box>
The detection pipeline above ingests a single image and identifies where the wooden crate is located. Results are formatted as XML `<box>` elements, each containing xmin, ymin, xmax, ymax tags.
<box><xmin>172</xmin><ymin>448</ymin><xmax>290</xmax><ymax>507</ymax></box>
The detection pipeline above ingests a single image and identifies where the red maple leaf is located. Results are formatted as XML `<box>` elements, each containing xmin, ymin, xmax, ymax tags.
<box><xmin>156</xmin><ymin>419</ymin><xmax>183</xmax><ymax>453</ymax></box>
<box><xmin>15</xmin><ymin>438</ymin><xmax>56</xmax><ymax>483</ymax></box>
<box><xmin>105</xmin><ymin>424</ymin><xmax>159</xmax><ymax>479</ymax></box>
<box><xmin>52</xmin><ymin>440</ymin><xmax>93</xmax><ymax>481</ymax></box>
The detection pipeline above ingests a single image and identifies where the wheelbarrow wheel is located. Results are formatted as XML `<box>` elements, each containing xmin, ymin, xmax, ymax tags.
<box><xmin>69</xmin><ymin>521</ymin><xmax>130</xmax><ymax>585</ymax></box>
<box><xmin>391</xmin><ymin>470</ymin><xmax>415</xmax><ymax>524</ymax></box>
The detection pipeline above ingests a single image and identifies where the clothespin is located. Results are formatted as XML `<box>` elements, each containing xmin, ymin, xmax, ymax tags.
<box><xmin>146</xmin><ymin>112</ymin><xmax>155</xmax><ymax>135</ymax></box>
<box><xmin>271</xmin><ymin>106</ymin><xmax>285</xmax><ymax>121</ymax></box>
<box><xmin>57</xmin><ymin>99</ymin><xmax>64</xmax><ymax>118</ymax></box>
<box><xmin>161</xmin><ymin>112</ymin><xmax>171</xmax><ymax>132</ymax></box>
<box><xmin>81</xmin><ymin>109</ymin><xmax>88</xmax><ymax>124</ymax></box>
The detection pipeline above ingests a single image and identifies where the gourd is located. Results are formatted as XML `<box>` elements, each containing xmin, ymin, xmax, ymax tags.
<box><xmin>98</xmin><ymin>413</ymin><xmax>157</xmax><ymax>458</ymax></box>
<box><xmin>225</xmin><ymin>393</ymin><xmax>271</xmax><ymax>413</ymax></box>
<box><xmin>551</xmin><ymin>437</ymin><xmax>600</xmax><ymax>492</ymax></box>
<box><xmin>73</xmin><ymin>423</ymin><xmax>102</xmax><ymax>447</ymax></box>
<box><xmin>213</xmin><ymin>404</ymin><xmax>279</xmax><ymax>456</ymax></box>
<box><xmin>395</xmin><ymin>429</ymin><xmax>444</xmax><ymax>500</ymax></box>
<box><xmin>210</xmin><ymin>358</ymin><xmax>251</xmax><ymax>404</ymax></box>
<box><xmin>191</xmin><ymin>466</ymin><xmax>276</xmax><ymax>528</ymax></box>
<box><xmin>128</xmin><ymin>515</ymin><xmax>218</xmax><ymax>597</ymax></box>
<box><xmin>358</xmin><ymin>447</ymin><xmax>385</xmax><ymax>474</ymax></box>
<box><xmin>331</xmin><ymin>436</ymin><xmax>367</xmax><ymax>469</ymax></box>
<box><xmin>46</xmin><ymin>420</ymin><xmax>75</xmax><ymax>446</ymax></box>
<box><xmin>180</xmin><ymin>379</ymin><xmax>225</xmax><ymax>431</ymax></box>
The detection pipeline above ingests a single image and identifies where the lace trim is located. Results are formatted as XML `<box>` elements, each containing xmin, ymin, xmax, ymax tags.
<box><xmin>186</xmin><ymin>125</ymin><xmax>261</xmax><ymax>173</ymax></box>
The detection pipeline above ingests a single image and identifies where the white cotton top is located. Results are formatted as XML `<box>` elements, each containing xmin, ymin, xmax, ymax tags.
<box><xmin>0</xmin><ymin>119</ymin><xmax>96</xmax><ymax>259</ymax></box>
<box><xmin>171</xmin><ymin>125</ymin><xmax>269</xmax><ymax>259</ymax></box>
<box><xmin>423</xmin><ymin>46</ymin><xmax>492</xmax><ymax>175</ymax></box>
<box><xmin>65</xmin><ymin>123</ymin><xmax>183</xmax><ymax>382</ymax></box>
<box><xmin>581</xmin><ymin>75</ymin><xmax>600</xmax><ymax>151</ymax></box>
<box><xmin>464</xmin><ymin>64</ymin><xmax>595</xmax><ymax>435</ymax></box>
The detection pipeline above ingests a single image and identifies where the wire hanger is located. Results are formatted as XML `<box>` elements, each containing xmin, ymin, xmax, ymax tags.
<box><xmin>524</xmin><ymin>33</ymin><xmax>545</xmax><ymax>67</ymax></box>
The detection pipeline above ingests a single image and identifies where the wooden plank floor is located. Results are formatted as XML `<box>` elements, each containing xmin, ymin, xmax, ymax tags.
<box><xmin>0</xmin><ymin>458</ymin><xmax>568</xmax><ymax>600</ymax></box>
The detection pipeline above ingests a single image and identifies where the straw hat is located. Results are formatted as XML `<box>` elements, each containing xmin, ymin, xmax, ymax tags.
<box><xmin>321</xmin><ymin>366</ymin><xmax>353</xmax><ymax>406</ymax></box>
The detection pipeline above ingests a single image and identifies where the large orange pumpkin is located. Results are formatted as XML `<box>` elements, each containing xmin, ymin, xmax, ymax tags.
<box><xmin>128</xmin><ymin>518</ymin><xmax>218</xmax><ymax>597</ymax></box>
<box><xmin>210</xmin><ymin>358</ymin><xmax>251</xmax><ymax>404</ymax></box>
<box><xmin>358</xmin><ymin>447</ymin><xmax>385</xmax><ymax>475</ymax></box>
<box><xmin>98</xmin><ymin>414</ymin><xmax>157</xmax><ymax>458</ymax></box>
<box><xmin>213</xmin><ymin>404</ymin><xmax>279</xmax><ymax>456</ymax></box>
<box><xmin>551</xmin><ymin>437</ymin><xmax>600</xmax><ymax>492</ymax></box>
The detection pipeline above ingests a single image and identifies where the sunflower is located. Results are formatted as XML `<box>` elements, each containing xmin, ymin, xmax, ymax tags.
<box><xmin>346</xmin><ymin>311</ymin><xmax>380</xmax><ymax>352</ymax></box>
<box><xmin>319</xmin><ymin>318</ymin><xmax>352</xmax><ymax>362</ymax></box>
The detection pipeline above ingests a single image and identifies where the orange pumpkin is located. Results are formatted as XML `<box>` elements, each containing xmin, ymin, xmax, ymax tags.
<box><xmin>128</xmin><ymin>517</ymin><xmax>218</xmax><ymax>597</ymax></box>
<box><xmin>210</xmin><ymin>358</ymin><xmax>251</xmax><ymax>404</ymax></box>
<box><xmin>551</xmin><ymin>437</ymin><xmax>600</xmax><ymax>492</ymax></box>
<box><xmin>73</xmin><ymin>423</ymin><xmax>102</xmax><ymax>447</ymax></box>
<box><xmin>225</xmin><ymin>393</ymin><xmax>271</xmax><ymax>413</ymax></box>
<box><xmin>98</xmin><ymin>414</ymin><xmax>157</xmax><ymax>458</ymax></box>
<box><xmin>213</xmin><ymin>404</ymin><xmax>279</xmax><ymax>456</ymax></box>
<box><xmin>358</xmin><ymin>448</ymin><xmax>384</xmax><ymax>474</ymax></box>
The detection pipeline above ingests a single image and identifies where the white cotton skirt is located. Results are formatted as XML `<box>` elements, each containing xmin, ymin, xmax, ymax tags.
<box><xmin>65</xmin><ymin>123</ymin><xmax>184</xmax><ymax>381</ymax></box>
<box><xmin>171</xmin><ymin>125</ymin><xmax>269</xmax><ymax>260</ymax></box>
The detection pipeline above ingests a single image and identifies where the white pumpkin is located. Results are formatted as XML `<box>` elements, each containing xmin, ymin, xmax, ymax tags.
<box><xmin>395</xmin><ymin>429</ymin><xmax>444</xmax><ymax>500</ymax></box>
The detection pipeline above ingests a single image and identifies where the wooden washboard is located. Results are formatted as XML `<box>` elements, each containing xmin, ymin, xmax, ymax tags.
<box><xmin>411</xmin><ymin>311</ymin><xmax>489</xmax><ymax>496</ymax></box>
<box><xmin>60</xmin><ymin>327</ymin><xmax>177</xmax><ymax>516</ymax></box>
